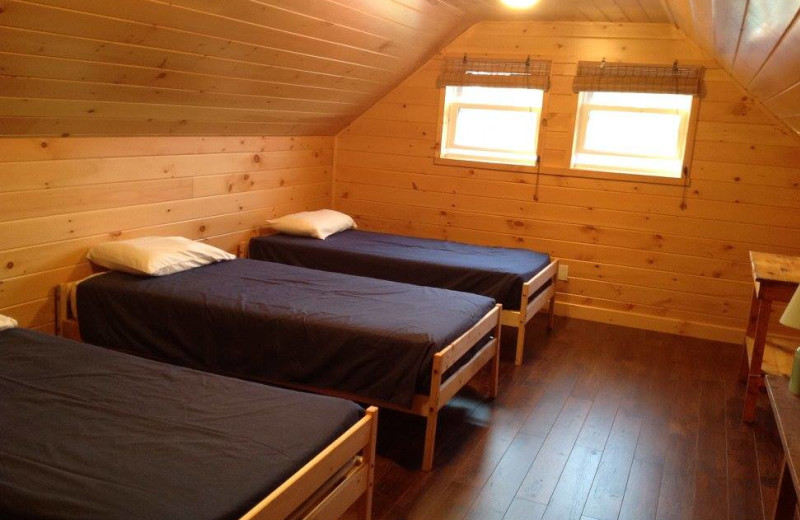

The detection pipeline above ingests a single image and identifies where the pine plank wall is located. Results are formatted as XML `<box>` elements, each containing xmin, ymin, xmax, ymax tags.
<box><xmin>334</xmin><ymin>22</ymin><xmax>800</xmax><ymax>344</ymax></box>
<box><xmin>0</xmin><ymin>136</ymin><xmax>333</xmax><ymax>332</ymax></box>
<box><xmin>1</xmin><ymin>21</ymin><xmax>798</xmax><ymax>346</ymax></box>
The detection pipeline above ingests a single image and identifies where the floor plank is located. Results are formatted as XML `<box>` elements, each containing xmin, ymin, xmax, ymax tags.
<box><xmin>582</xmin><ymin>408</ymin><xmax>642</xmax><ymax>520</ymax></box>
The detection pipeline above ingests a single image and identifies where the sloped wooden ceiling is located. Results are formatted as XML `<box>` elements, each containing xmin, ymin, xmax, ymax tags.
<box><xmin>1</xmin><ymin>0</ymin><xmax>796</xmax><ymax>137</ymax></box>
<box><xmin>0</xmin><ymin>0</ymin><xmax>480</xmax><ymax>136</ymax></box>
<box><xmin>0</xmin><ymin>0</ymin><xmax>670</xmax><ymax>137</ymax></box>
<box><xmin>661</xmin><ymin>0</ymin><xmax>800</xmax><ymax>135</ymax></box>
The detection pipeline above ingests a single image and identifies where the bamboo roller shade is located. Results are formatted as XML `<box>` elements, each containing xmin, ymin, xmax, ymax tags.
<box><xmin>437</xmin><ymin>57</ymin><xmax>551</xmax><ymax>90</ymax></box>
<box><xmin>572</xmin><ymin>61</ymin><xmax>704</xmax><ymax>95</ymax></box>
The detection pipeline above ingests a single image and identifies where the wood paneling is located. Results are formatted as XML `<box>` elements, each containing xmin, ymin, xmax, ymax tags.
<box><xmin>0</xmin><ymin>0</ymin><xmax>479</xmax><ymax>136</ymax></box>
<box><xmin>0</xmin><ymin>0</ymin><xmax>675</xmax><ymax>138</ymax></box>
<box><xmin>1</xmin><ymin>0</ymin><xmax>796</xmax><ymax>138</ymax></box>
<box><xmin>0</xmin><ymin>135</ymin><xmax>334</xmax><ymax>331</ymax></box>
<box><xmin>663</xmin><ymin>0</ymin><xmax>800</xmax><ymax>135</ymax></box>
<box><xmin>332</xmin><ymin>21</ymin><xmax>800</xmax><ymax>344</ymax></box>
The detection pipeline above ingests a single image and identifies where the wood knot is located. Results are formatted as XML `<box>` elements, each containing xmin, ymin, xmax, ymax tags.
<box><xmin>199</xmin><ymin>225</ymin><xmax>206</xmax><ymax>232</ymax></box>
<box><xmin>6</xmin><ymin>261</ymin><xmax>13</xmax><ymax>269</ymax></box>
<box><xmin>40</xmin><ymin>141</ymin><xmax>48</xmax><ymax>148</ymax></box>
<box><xmin>253</xmin><ymin>154</ymin><xmax>260</xmax><ymax>163</ymax></box>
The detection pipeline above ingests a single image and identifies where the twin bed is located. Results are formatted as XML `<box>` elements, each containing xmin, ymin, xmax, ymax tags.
<box><xmin>247</xmin><ymin>228</ymin><xmax>558</xmax><ymax>365</ymax></box>
<box><xmin>58</xmin><ymin>258</ymin><xmax>502</xmax><ymax>471</ymax></box>
<box><xmin>0</xmin><ymin>326</ymin><xmax>377</xmax><ymax>520</ymax></box>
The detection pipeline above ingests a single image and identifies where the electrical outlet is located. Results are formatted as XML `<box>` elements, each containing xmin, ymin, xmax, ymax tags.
<box><xmin>557</xmin><ymin>264</ymin><xmax>569</xmax><ymax>282</ymax></box>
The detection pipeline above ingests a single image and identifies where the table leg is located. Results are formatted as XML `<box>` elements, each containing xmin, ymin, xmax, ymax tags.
<box><xmin>739</xmin><ymin>341</ymin><xmax>750</xmax><ymax>384</ymax></box>
<box><xmin>740</xmin><ymin>288</ymin><xmax>760</xmax><ymax>383</ymax></box>
<box><xmin>743</xmin><ymin>297</ymin><xmax>771</xmax><ymax>423</ymax></box>
<box><xmin>772</xmin><ymin>457</ymin><xmax>797</xmax><ymax>520</ymax></box>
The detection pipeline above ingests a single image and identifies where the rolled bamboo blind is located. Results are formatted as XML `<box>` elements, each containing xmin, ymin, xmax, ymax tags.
<box><xmin>437</xmin><ymin>56</ymin><xmax>551</xmax><ymax>90</ymax></box>
<box><xmin>572</xmin><ymin>61</ymin><xmax>704</xmax><ymax>95</ymax></box>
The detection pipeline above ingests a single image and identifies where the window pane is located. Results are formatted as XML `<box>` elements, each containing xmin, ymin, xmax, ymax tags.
<box><xmin>447</xmin><ymin>86</ymin><xmax>543</xmax><ymax>108</ymax></box>
<box><xmin>583</xmin><ymin>110</ymin><xmax>682</xmax><ymax>158</ymax></box>
<box><xmin>585</xmin><ymin>91</ymin><xmax>692</xmax><ymax>110</ymax></box>
<box><xmin>453</xmin><ymin>108</ymin><xmax>538</xmax><ymax>152</ymax></box>
<box><xmin>571</xmin><ymin>91</ymin><xmax>692</xmax><ymax>178</ymax></box>
<box><xmin>440</xmin><ymin>85</ymin><xmax>543</xmax><ymax>166</ymax></box>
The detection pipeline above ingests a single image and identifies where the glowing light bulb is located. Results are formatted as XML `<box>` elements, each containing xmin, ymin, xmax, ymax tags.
<box><xmin>501</xmin><ymin>0</ymin><xmax>540</xmax><ymax>9</ymax></box>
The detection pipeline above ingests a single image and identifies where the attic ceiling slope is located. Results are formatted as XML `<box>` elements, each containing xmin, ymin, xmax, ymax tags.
<box><xmin>0</xmin><ymin>0</ymin><xmax>478</xmax><ymax>136</ymax></box>
<box><xmin>661</xmin><ymin>0</ymin><xmax>800</xmax><ymax>135</ymax></box>
<box><xmin>6</xmin><ymin>0</ymin><xmax>798</xmax><ymax>138</ymax></box>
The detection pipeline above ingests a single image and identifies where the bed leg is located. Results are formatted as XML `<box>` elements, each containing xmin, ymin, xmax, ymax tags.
<box><xmin>361</xmin><ymin>407</ymin><xmax>378</xmax><ymax>520</ymax></box>
<box><xmin>547</xmin><ymin>291</ymin><xmax>556</xmax><ymax>331</ymax></box>
<box><xmin>55</xmin><ymin>285</ymin><xmax>64</xmax><ymax>337</ymax></box>
<box><xmin>514</xmin><ymin>323</ymin><xmax>526</xmax><ymax>366</ymax></box>
<box><xmin>422</xmin><ymin>410</ymin><xmax>438</xmax><ymax>472</ymax></box>
<box><xmin>489</xmin><ymin>322</ymin><xmax>501</xmax><ymax>399</ymax></box>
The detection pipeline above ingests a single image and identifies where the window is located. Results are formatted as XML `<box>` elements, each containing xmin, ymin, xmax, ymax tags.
<box><xmin>571</xmin><ymin>91</ymin><xmax>693</xmax><ymax>178</ymax></box>
<box><xmin>440</xmin><ymin>86</ymin><xmax>544</xmax><ymax>166</ymax></box>
<box><xmin>569</xmin><ymin>60</ymin><xmax>703</xmax><ymax>180</ymax></box>
<box><xmin>436</xmin><ymin>57</ymin><xmax>551</xmax><ymax>169</ymax></box>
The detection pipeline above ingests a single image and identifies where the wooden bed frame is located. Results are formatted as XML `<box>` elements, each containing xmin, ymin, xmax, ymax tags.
<box><xmin>240</xmin><ymin>232</ymin><xmax>558</xmax><ymax>366</ymax></box>
<box><xmin>243</xmin><ymin>406</ymin><xmax>378</xmax><ymax>520</ymax></box>
<box><xmin>504</xmin><ymin>259</ymin><xmax>559</xmax><ymax>365</ymax></box>
<box><xmin>56</xmin><ymin>281</ymin><xmax>501</xmax><ymax>472</ymax></box>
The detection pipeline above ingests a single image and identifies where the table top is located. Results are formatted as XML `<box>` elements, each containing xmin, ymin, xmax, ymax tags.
<box><xmin>766</xmin><ymin>375</ymin><xmax>800</xmax><ymax>490</ymax></box>
<box><xmin>750</xmin><ymin>252</ymin><xmax>800</xmax><ymax>285</ymax></box>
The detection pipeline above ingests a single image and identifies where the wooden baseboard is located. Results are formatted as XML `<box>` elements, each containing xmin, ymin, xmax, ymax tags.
<box><xmin>554</xmin><ymin>300</ymin><xmax>745</xmax><ymax>344</ymax></box>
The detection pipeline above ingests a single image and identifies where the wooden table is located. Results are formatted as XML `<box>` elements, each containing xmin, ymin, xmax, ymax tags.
<box><xmin>742</xmin><ymin>252</ymin><xmax>800</xmax><ymax>423</ymax></box>
<box><xmin>766</xmin><ymin>375</ymin><xmax>800</xmax><ymax>520</ymax></box>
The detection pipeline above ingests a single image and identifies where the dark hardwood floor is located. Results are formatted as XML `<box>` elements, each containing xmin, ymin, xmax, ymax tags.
<box><xmin>369</xmin><ymin>316</ymin><xmax>784</xmax><ymax>520</ymax></box>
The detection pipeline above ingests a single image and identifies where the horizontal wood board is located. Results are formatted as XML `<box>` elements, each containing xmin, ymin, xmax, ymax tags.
<box><xmin>0</xmin><ymin>134</ymin><xmax>334</xmax><ymax>331</ymax></box>
<box><xmin>333</xmin><ymin>21</ymin><xmax>800</xmax><ymax>344</ymax></box>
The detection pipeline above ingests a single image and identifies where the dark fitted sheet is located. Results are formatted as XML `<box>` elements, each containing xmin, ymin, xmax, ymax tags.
<box><xmin>249</xmin><ymin>230</ymin><xmax>551</xmax><ymax>311</ymax></box>
<box><xmin>77</xmin><ymin>259</ymin><xmax>495</xmax><ymax>407</ymax></box>
<box><xmin>0</xmin><ymin>327</ymin><xmax>362</xmax><ymax>520</ymax></box>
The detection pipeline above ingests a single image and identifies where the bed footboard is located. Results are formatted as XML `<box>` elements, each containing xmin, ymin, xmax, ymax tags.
<box><xmin>501</xmin><ymin>259</ymin><xmax>559</xmax><ymax>366</ymax></box>
<box><xmin>241</xmin><ymin>406</ymin><xmax>378</xmax><ymax>520</ymax></box>
<box><xmin>418</xmin><ymin>303</ymin><xmax>502</xmax><ymax>471</ymax></box>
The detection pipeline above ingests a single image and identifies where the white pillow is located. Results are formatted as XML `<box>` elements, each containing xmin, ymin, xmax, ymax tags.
<box><xmin>0</xmin><ymin>314</ymin><xmax>17</xmax><ymax>331</ymax></box>
<box><xmin>87</xmin><ymin>236</ymin><xmax>235</xmax><ymax>276</ymax></box>
<box><xmin>268</xmin><ymin>209</ymin><xmax>356</xmax><ymax>240</ymax></box>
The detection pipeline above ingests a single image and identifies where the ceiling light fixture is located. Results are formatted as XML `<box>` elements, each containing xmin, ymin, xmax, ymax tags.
<box><xmin>501</xmin><ymin>0</ymin><xmax>540</xmax><ymax>9</ymax></box>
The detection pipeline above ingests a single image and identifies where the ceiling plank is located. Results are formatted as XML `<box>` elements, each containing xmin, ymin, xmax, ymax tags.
<box><xmin>747</xmin><ymin>9</ymin><xmax>800</xmax><ymax>98</ymax></box>
<box><xmin>688</xmin><ymin>0</ymin><xmax>714</xmax><ymax>52</ymax></box>
<box><xmin>712</xmin><ymin>0</ymin><xmax>748</xmax><ymax>70</ymax></box>
<box><xmin>731</xmin><ymin>0</ymin><xmax>800</xmax><ymax>85</ymax></box>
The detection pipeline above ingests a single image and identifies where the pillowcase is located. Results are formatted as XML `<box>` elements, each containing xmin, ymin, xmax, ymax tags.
<box><xmin>87</xmin><ymin>236</ymin><xmax>236</xmax><ymax>276</ymax></box>
<box><xmin>0</xmin><ymin>314</ymin><xmax>17</xmax><ymax>331</ymax></box>
<box><xmin>267</xmin><ymin>209</ymin><xmax>356</xmax><ymax>240</ymax></box>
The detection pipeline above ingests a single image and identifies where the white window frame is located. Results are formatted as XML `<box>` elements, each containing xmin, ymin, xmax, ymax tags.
<box><xmin>571</xmin><ymin>91</ymin><xmax>693</xmax><ymax>179</ymax></box>
<box><xmin>439</xmin><ymin>86</ymin><xmax>544</xmax><ymax>168</ymax></box>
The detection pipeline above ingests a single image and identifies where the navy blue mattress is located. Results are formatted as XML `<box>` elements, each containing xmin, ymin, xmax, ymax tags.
<box><xmin>77</xmin><ymin>259</ymin><xmax>495</xmax><ymax>407</ymax></box>
<box><xmin>0</xmin><ymin>327</ymin><xmax>363</xmax><ymax>520</ymax></box>
<box><xmin>249</xmin><ymin>230</ymin><xmax>551</xmax><ymax>311</ymax></box>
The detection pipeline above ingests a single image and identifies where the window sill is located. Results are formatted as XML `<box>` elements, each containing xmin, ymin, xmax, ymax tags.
<box><xmin>433</xmin><ymin>154</ymin><xmax>539</xmax><ymax>174</ymax></box>
<box><xmin>432</xmin><ymin>154</ymin><xmax>690</xmax><ymax>186</ymax></box>
<box><xmin>546</xmin><ymin>165</ymin><xmax>690</xmax><ymax>186</ymax></box>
